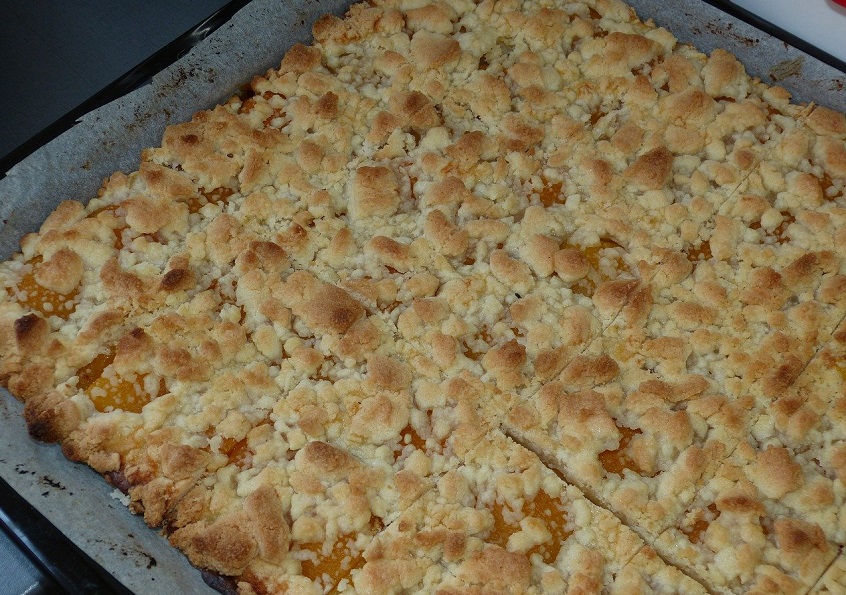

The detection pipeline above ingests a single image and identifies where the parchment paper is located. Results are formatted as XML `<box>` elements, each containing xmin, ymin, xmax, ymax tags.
<box><xmin>633</xmin><ymin>0</ymin><xmax>846</xmax><ymax>113</ymax></box>
<box><xmin>0</xmin><ymin>0</ymin><xmax>843</xmax><ymax>593</ymax></box>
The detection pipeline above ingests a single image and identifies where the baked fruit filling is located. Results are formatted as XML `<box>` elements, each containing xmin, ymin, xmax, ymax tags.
<box><xmin>486</xmin><ymin>487</ymin><xmax>571</xmax><ymax>565</ymax></box>
<box><xmin>393</xmin><ymin>423</ymin><xmax>428</xmax><ymax>459</ymax></box>
<box><xmin>11</xmin><ymin>256</ymin><xmax>79</xmax><ymax>319</ymax></box>
<box><xmin>296</xmin><ymin>516</ymin><xmax>385</xmax><ymax>591</ymax></box>
<box><xmin>79</xmin><ymin>349</ymin><xmax>154</xmax><ymax>414</ymax></box>
<box><xmin>1</xmin><ymin>0</ymin><xmax>845</xmax><ymax>593</ymax></box>
<box><xmin>656</xmin><ymin>442</ymin><xmax>839</xmax><ymax>592</ymax></box>
<box><xmin>597</xmin><ymin>423</ymin><xmax>645</xmax><ymax>477</ymax></box>
<box><xmin>187</xmin><ymin>187</ymin><xmax>235</xmax><ymax>214</ymax></box>
<box><xmin>681</xmin><ymin>503</ymin><xmax>720</xmax><ymax>545</ymax></box>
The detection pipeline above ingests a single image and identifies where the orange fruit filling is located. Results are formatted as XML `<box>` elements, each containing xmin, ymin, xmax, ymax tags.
<box><xmin>86</xmin><ymin>373</ymin><xmax>154</xmax><ymax>414</ymax></box>
<box><xmin>211</xmin><ymin>418</ymin><xmax>273</xmax><ymax>465</ymax></box>
<box><xmin>524</xmin><ymin>490</ymin><xmax>571</xmax><ymax>563</ymax></box>
<box><xmin>539</xmin><ymin>181</ymin><xmax>564</xmax><ymax>208</ymax></box>
<box><xmin>239</xmin><ymin>97</ymin><xmax>259</xmax><ymax>115</ymax></box>
<box><xmin>685</xmin><ymin>240</ymin><xmax>712</xmax><ymax>263</ymax></box>
<box><xmin>77</xmin><ymin>349</ymin><xmax>117</xmax><ymax>391</ymax></box>
<box><xmin>239</xmin><ymin>91</ymin><xmax>288</xmax><ymax>126</ymax></box>
<box><xmin>462</xmin><ymin>327</ymin><xmax>495</xmax><ymax>361</ymax></box>
<box><xmin>566</xmin><ymin>237</ymin><xmax>627</xmax><ymax>297</ymax></box>
<box><xmin>487</xmin><ymin>489</ymin><xmax>571</xmax><ymax>565</ymax></box>
<box><xmin>409</xmin><ymin>175</ymin><xmax>418</xmax><ymax>201</ymax></box>
<box><xmin>186</xmin><ymin>187</ymin><xmax>234</xmax><ymax>214</ymax></box>
<box><xmin>393</xmin><ymin>424</ymin><xmax>427</xmax><ymax>459</ymax></box>
<box><xmin>299</xmin><ymin>536</ymin><xmax>359</xmax><ymax>590</ymax></box>
<box><xmin>77</xmin><ymin>348</ymin><xmax>161</xmax><ymax>414</ymax></box>
<box><xmin>683</xmin><ymin>503</ymin><xmax>720</xmax><ymax>545</ymax></box>
<box><xmin>263</xmin><ymin>111</ymin><xmax>287</xmax><ymax>128</ymax></box>
<box><xmin>13</xmin><ymin>257</ymin><xmax>79</xmax><ymax>320</ymax></box>
<box><xmin>820</xmin><ymin>173</ymin><xmax>835</xmax><ymax>198</ymax></box>
<box><xmin>239</xmin><ymin>91</ymin><xmax>283</xmax><ymax>114</ymax></box>
<box><xmin>751</xmin><ymin>211</ymin><xmax>795</xmax><ymax>244</ymax></box>
<box><xmin>380</xmin><ymin>300</ymin><xmax>402</xmax><ymax>313</ymax></box>
<box><xmin>220</xmin><ymin>437</ymin><xmax>250</xmax><ymax>465</ymax></box>
<box><xmin>208</xmin><ymin>278</ymin><xmax>245</xmax><ymax>323</ymax></box>
<box><xmin>589</xmin><ymin>109</ymin><xmax>605</xmax><ymax>126</ymax></box>
<box><xmin>772</xmin><ymin>211</ymin><xmax>795</xmax><ymax>243</ymax></box>
<box><xmin>87</xmin><ymin>204</ymin><xmax>126</xmax><ymax>249</ymax></box>
<box><xmin>598</xmin><ymin>424</ymin><xmax>644</xmax><ymax>476</ymax></box>
<box><xmin>582</xmin><ymin>238</ymin><xmax>624</xmax><ymax>270</ymax></box>
<box><xmin>298</xmin><ymin>516</ymin><xmax>384</xmax><ymax>591</ymax></box>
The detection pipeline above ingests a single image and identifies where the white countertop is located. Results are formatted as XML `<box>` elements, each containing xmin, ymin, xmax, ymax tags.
<box><xmin>731</xmin><ymin>0</ymin><xmax>846</xmax><ymax>64</ymax></box>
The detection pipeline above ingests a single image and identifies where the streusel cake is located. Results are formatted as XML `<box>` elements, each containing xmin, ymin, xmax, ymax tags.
<box><xmin>1</xmin><ymin>0</ymin><xmax>845</xmax><ymax>593</ymax></box>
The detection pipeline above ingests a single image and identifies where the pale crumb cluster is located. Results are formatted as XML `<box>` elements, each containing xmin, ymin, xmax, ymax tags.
<box><xmin>1</xmin><ymin>0</ymin><xmax>846</xmax><ymax>593</ymax></box>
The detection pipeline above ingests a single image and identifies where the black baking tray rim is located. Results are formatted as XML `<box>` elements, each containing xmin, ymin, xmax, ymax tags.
<box><xmin>0</xmin><ymin>0</ymin><xmax>253</xmax><ymax>180</ymax></box>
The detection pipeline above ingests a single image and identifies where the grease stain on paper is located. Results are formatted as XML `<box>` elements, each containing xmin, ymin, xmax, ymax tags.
<box><xmin>769</xmin><ymin>56</ymin><xmax>805</xmax><ymax>81</ymax></box>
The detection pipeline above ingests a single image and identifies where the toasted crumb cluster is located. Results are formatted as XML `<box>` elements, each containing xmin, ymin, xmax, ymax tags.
<box><xmin>1</xmin><ymin>0</ymin><xmax>846</xmax><ymax>593</ymax></box>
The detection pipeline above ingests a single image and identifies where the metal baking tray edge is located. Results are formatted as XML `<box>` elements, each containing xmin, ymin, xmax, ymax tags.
<box><xmin>0</xmin><ymin>0</ymin><xmax>253</xmax><ymax>182</ymax></box>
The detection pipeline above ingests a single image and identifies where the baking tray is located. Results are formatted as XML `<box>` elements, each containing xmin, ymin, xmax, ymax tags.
<box><xmin>0</xmin><ymin>1</ymin><xmax>252</xmax><ymax>182</ymax></box>
<box><xmin>0</xmin><ymin>1</ymin><xmax>844</xmax><ymax>593</ymax></box>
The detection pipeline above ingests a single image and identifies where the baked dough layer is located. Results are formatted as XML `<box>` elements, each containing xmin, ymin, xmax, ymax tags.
<box><xmin>2</xmin><ymin>0</ymin><xmax>846</xmax><ymax>593</ymax></box>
